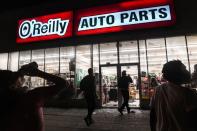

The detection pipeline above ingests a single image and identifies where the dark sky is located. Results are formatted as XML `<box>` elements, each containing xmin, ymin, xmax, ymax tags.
<box><xmin>0</xmin><ymin>0</ymin><xmax>52</xmax><ymax>12</ymax></box>
<box><xmin>0</xmin><ymin>0</ymin><xmax>125</xmax><ymax>13</ymax></box>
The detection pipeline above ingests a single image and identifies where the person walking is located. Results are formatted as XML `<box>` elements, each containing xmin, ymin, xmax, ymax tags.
<box><xmin>0</xmin><ymin>62</ymin><xmax>69</xmax><ymax>131</ymax></box>
<box><xmin>191</xmin><ymin>64</ymin><xmax>197</xmax><ymax>88</ymax></box>
<box><xmin>118</xmin><ymin>70</ymin><xmax>134</xmax><ymax>115</ymax></box>
<box><xmin>150</xmin><ymin>60</ymin><xmax>197</xmax><ymax>131</ymax></box>
<box><xmin>80</xmin><ymin>68</ymin><xmax>97</xmax><ymax>126</ymax></box>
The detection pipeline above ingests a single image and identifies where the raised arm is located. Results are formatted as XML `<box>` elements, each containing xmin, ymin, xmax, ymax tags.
<box><xmin>19</xmin><ymin>62</ymin><xmax>69</xmax><ymax>101</ymax></box>
<box><xmin>32</xmin><ymin>69</ymin><xmax>68</xmax><ymax>92</ymax></box>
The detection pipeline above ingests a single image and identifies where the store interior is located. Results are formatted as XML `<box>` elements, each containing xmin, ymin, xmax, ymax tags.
<box><xmin>0</xmin><ymin>35</ymin><xmax>197</xmax><ymax>107</ymax></box>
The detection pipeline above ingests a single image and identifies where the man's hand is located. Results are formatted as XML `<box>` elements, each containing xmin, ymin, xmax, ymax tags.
<box><xmin>19</xmin><ymin>62</ymin><xmax>40</xmax><ymax>76</ymax></box>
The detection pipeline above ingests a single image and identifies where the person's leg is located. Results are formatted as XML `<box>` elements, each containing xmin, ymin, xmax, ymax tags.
<box><xmin>84</xmin><ymin>97</ymin><xmax>91</xmax><ymax>126</ymax></box>
<box><xmin>124</xmin><ymin>90</ymin><xmax>130</xmax><ymax>113</ymax></box>
<box><xmin>87</xmin><ymin>104</ymin><xmax>91</xmax><ymax>118</ymax></box>
<box><xmin>118</xmin><ymin>90</ymin><xmax>126</xmax><ymax>115</ymax></box>
<box><xmin>89</xmin><ymin>100</ymin><xmax>96</xmax><ymax>123</ymax></box>
<box><xmin>85</xmin><ymin>97</ymin><xmax>96</xmax><ymax>126</ymax></box>
<box><xmin>104</xmin><ymin>93</ymin><xmax>107</xmax><ymax>104</ymax></box>
<box><xmin>87</xmin><ymin>101</ymin><xmax>94</xmax><ymax>119</ymax></box>
<box><xmin>120</xmin><ymin>90</ymin><xmax>127</xmax><ymax>110</ymax></box>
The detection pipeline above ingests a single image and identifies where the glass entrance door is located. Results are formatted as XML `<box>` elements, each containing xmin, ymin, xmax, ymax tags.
<box><xmin>120</xmin><ymin>65</ymin><xmax>140</xmax><ymax>108</ymax></box>
<box><xmin>100</xmin><ymin>66</ymin><xmax>118</xmax><ymax>108</ymax></box>
<box><xmin>100</xmin><ymin>64</ymin><xmax>140</xmax><ymax>108</ymax></box>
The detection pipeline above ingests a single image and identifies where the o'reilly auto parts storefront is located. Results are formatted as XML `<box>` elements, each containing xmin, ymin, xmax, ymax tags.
<box><xmin>0</xmin><ymin>0</ymin><xmax>196</xmax><ymax>109</ymax></box>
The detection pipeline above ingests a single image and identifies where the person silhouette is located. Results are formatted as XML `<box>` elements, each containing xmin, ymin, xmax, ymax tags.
<box><xmin>80</xmin><ymin>68</ymin><xmax>97</xmax><ymax>126</ymax></box>
<box><xmin>191</xmin><ymin>64</ymin><xmax>197</xmax><ymax>88</ymax></box>
<box><xmin>0</xmin><ymin>62</ymin><xmax>69</xmax><ymax>131</ymax></box>
<box><xmin>118</xmin><ymin>70</ymin><xmax>133</xmax><ymax>115</ymax></box>
<box><xmin>150</xmin><ymin>60</ymin><xmax>197</xmax><ymax>131</ymax></box>
<box><xmin>103</xmin><ymin>84</ymin><xmax>109</xmax><ymax>104</ymax></box>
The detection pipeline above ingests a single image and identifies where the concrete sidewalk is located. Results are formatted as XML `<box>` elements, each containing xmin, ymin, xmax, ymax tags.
<box><xmin>44</xmin><ymin>108</ymin><xmax>151</xmax><ymax>131</ymax></box>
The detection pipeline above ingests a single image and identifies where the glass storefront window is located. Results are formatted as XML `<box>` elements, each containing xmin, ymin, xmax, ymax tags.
<box><xmin>0</xmin><ymin>53</ymin><xmax>8</xmax><ymax>70</ymax></box>
<box><xmin>60</xmin><ymin>46</ymin><xmax>76</xmax><ymax>98</ymax></box>
<box><xmin>187</xmin><ymin>35</ymin><xmax>197</xmax><ymax>73</ymax></box>
<box><xmin>93</xmin><ymin>44</ymin><xmax>99</xmax><ymax>74</ymax></box>
<box><xmin>119</xmin><ymin>40</ymin><xmax>138</xmax><ymax>63</ymax></box>
<box><xmin>19</xmin><ymin>50</ymin><xmax>31</xmax><ymax>87</ymax></box>
<box><xmin>139</xmin><ymin>40</ymin><xmax>147</xmax><ymax>75</ymax></box>
<box><xmin>139</xmin><ymin>40</ymin><xmax>150</xmax><ymax>100</ymax></box>
<box><xmin>45</xmin><ymin>48</ymin><xmax>59</xmax><ymax>74</ymax></box>
<box><xmin>100</xmin><ymin>42</ymin><xmax>118</xmax><ymax>64</ymax></box>
<box><xmin>147</xmin><ymin>38</ymin><xmax>166</xmax><ymax>79</ymax></box>
<box><xmin>31</xmin><ymin>49</ymin><xmax>45</xmax><ymax>88</ymax></box>
<box><xmin>166</xmin><ymin>36</ymin><xmax>189</xmax><ymax>69</ymax></box>
<box><xmin>32</xmin><ymin>49</ymin><xmax>44</xmax><ymax>71</ymax></box>
<box><xmin>145</xmin><ymin>38</ymin><xmax>167</xmax><ymax>100</ymax></box>
<box><xmin>19</xmin><ymin>50</ymin><xmax>31</xmax><ymax>67</ymax></box>
<box><xmin>1</xmin><ymin>35</ymin><xmax>195</xmax><ymax>107</ymax></box>
<box><xmin>8</xmin><ymin>52</ymin><xmax>19</xmax><ymax>71</ymax></box>
<box><xmin>76</xmin><ymin>45</ymin><xmax>91</xmax><ymax>98</ymax></box>
<box><xmin>93</xmin><ymin>44</ymin><xmax>100</xmax><ymax>100</ymax></box>
<box><xmin>45</xmin><ymin>48</ymin><xmax>59</xmax><ymax>86</ymax></box>
<box><xmin>60</xmin><ymin>46</ymin><xmax>75</xmax><ymax>76</ymax></box>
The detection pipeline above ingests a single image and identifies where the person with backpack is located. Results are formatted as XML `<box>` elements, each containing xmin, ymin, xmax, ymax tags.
<box><xmin>80</xmin><ymin>68</ymin><xmax>96</xmax><ymax>126</ymax></box>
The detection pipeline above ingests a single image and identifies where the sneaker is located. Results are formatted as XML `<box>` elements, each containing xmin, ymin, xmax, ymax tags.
<box><xmin>84</xmin><ymin>117</ymin><xmax>90</xmax><ymax>126</ymax></box>
<box><xmin>118</xmin><ymin>108</ymin><xmax>123</xmax><ymax>115</ymax></box>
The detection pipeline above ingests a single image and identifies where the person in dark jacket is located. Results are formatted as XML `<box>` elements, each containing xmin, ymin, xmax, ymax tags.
<box><xmin>150</xmin><ymin>60</ymin><xmax>197</xmax><ymax>131</ymax></box>
<box><xmin>80</xmin><ymin>68</ymin><xmax>96</xmax><ymax>126</ymax></box>
<box><xmin>191</xmin><ymin>64</ymin><xmax>197</xmax><ymax>88</ymax></box>
<box><xmin>118</xmin><ymin>70</ymin><xmax>133</xmax><ymax>115</ymax></box>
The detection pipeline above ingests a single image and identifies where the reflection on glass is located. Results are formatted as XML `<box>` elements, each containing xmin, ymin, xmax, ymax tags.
<box><xmin>45</xmin><ymin>48</ymin><xmax>59</xmax><ymax>74</ymax></box>
<box><xmin>119</xmin><ymin>40</ymin><xmax>138</xmax><ymax>63</ymax></box>
<box><xmin>93</xmin><ymin>44</ymin><xmax>100</xmax><ymax>100</ymax></box>
<box><xmin>100</xmin><ymin>42</ymin><xmax>117</xmax><ymax>64</ymax></box>
<box><xmin>139</xmin><ymin>40</ymin><xmax>147</xmax><ymax>74</ymax></box>
<box><xmin>60</xmin><ymin>46</ymin><xmax>75</xmax><ymax>95</ymax></box>
<box><xmin>187</xmin><ymin>35</ymin><xmax>197</xmax><ymax>73</ymax></box>
<box><xmin>93</xmin><ymin>44</ymin><xmax>99</xmax><ymax>73</ymax></box>
<box><xmin>101</xmin><ymin>66</ymin><xmax>117</xmax><ymax>107</ymax></box>
<box><xmin>76</xmin><ymin>45</ymin><xmax>91</xmax><ymax>96</ymax></box>
<box><xmin>19</xmin><ymin>50</ymin><xmax>31</xmax><ymax>68</ymax></box>
<box><xmin>8</xmin><ymin>52</ymin><xmax>19</xmax><ymax>71</ymax></box>
<box><xmin>31</xmin><ymin>49</ymin><xmax>45</xmax><ymax>88</ymax></box>
<box><xmin>147</xmin><ymin>38</ymin><xmax>166</xmax><ymax>78</ymax></box>
<box><xmin>19</xmin><ymin>50</ymin><xmax>31</xmax><ymax>87</ymax></box>
<box><xmin>32</xmin><ymin>49</ymin><xmax>44</xmax><ymax>71</ymax></box>
<box><xmin>0</xmin><ymin>53</ymin><xmax>8</xmax><ymax>70</ymax></box>
<box><xmin>60</xmin><ymin>46</ymin><xmax>75</xmax><ymax>74</ymax></box>
<box><xmin>166</xmin><ymin>36</ymin><xmax>189</xmax><ymax>69</ymax></box>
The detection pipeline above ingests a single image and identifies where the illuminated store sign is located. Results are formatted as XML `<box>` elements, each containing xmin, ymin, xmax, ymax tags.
<box><xmin>16</xmin><ymin>0</ymin><xmax>176</xmax><ymax>43</ymax></box>
<box><xmin>75</xmin><ymin>0</ymin><xmax>176</xmax><ymax>35</ymax></box>
<box><xmin>17</xmin><ymin>11</ymin><xmax>73</xmax><ymax>43</ymax></box>
<box><xmin>19</xmin><ymin>19</ymin><xmax>69</xmax><ymax>38</ymax></box>
<box><xmin>78</xmin><ymin>5</ymin><xmax>171</xmax><ymax>31</ymax></box>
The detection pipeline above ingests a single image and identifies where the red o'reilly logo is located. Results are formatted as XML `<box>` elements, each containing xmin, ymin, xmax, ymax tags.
<box><xmin>18</xmin><ymin>18</ymin><xmax>69</xmax><ymax>39</ymax></box>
